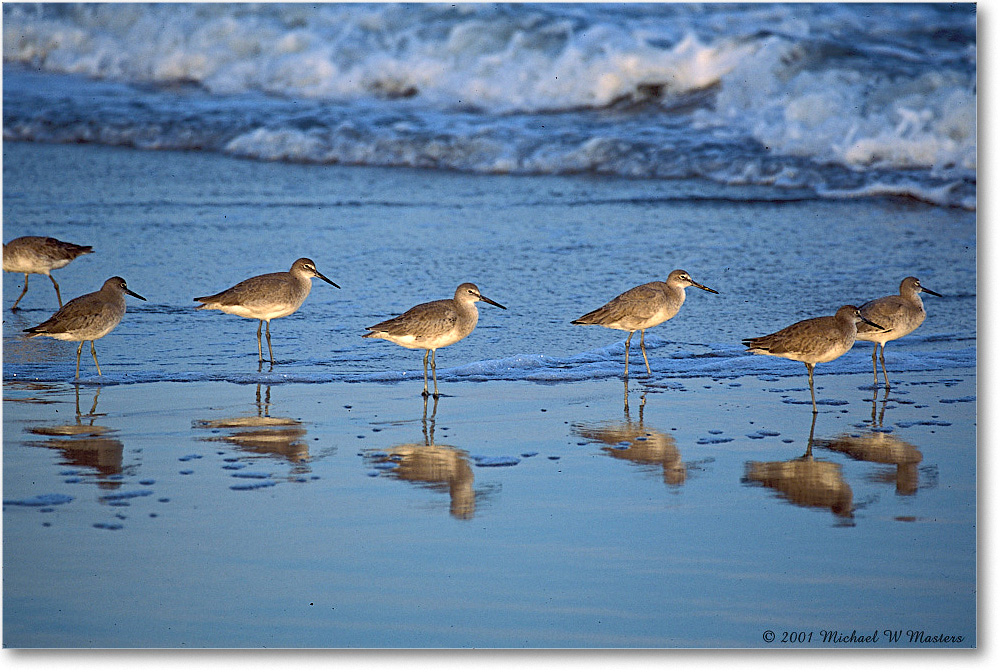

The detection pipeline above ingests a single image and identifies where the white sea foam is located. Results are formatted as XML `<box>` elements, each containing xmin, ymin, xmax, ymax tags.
<box><xmin>13</xmin><ymin>342</ymin><xmax>972</xmax><ymax>387</ymax></box>
<box><xmin>1</xmin><ymin>3</ymin><xmax>976</xmax><ymax>207</ymax></box>
<box><xmin>2</xmin><ymin>4</ymin><xmax>761</xmax><ymax>115</ymax></box>
<box><xmin>699</xmin><ymin>38</ymin><xmax>975</xmax><ymax>180</ymax></box>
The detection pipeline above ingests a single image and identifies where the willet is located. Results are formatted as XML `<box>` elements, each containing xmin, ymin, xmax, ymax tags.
<box><xmin>363</xmin><ymin>283</ymin><xmax>506</xmax><ymax>397</ymax></box>
<box><xmin>194</xmin><ymin>258</ymin><xmax>339</xmax><ymax>364</ymax></box>
<box><xmin>743</xmin><ymin>305</ymin><xmax>882</xmax><ymax>413</ymax></box>
<box><xmin>856</xmin><ymin>277</ymin><xmax>941</xmax><ymax>388</ymax></box>
<box><xmin>3</xmin><ymin>236</ymin><xmax>93</xmax><ymax>311</ymax></box>
<box><xmin>572</xmin><ymin>269</ymin><xmax>718</xmax><ymax>377</ymax></box>
<box><xmin>23</xmin><ymin>277</ymin><xmax>146</xmax><ymax>378</ymax></box>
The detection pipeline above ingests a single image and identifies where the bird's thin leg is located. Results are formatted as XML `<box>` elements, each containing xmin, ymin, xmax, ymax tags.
<box><xmin>879</xmin><ymin>344</ymin><xmax>890</xmax><ymax>389</ymax></box>
<box><xmin>422</xmin><ymin>350</ymin><xmax>430</xmax><ymax>397</ymax></box>
<box><xmin>75</xmin><ymin>341</ymin><xmax>83</xmax><ymax>379</ymax></box>
<box><xmin>91</xmin><ymin>341</ymin><xmax>102</xmax><ymax>376</ymax></box>
<box><xmin>265</xmin><ymin>320</ymin><xmax>274</xmax><ymax>364</ymax></box>
<box><xmin>256</xmin><ymin>321</ymin><xmax>264</xmax><ymax>362</ymax></box>
<box><xmin>48</xmin><ymin>273</ymin><xmax>63</xmax><ymax>308</ymax></box>
<box><xmin>10</xmin><ymin>274</ymin><xmax>29</xmax><ymax>311</ymax></box>
<box><xmin>806</xmin><ymin>363</ymin><xmax>817</xmax><ymax>414</ymax></box>
<box><xmin>623</xmin><ymin>331</ymin><xmax>634</xmax><ymax>379</ymax></box>
<box><xmin>639</xmin><ymin>329</ymin><xmax>651</xmax><ymax>376</ymax></box>
<box><xmin>871</xmin><ymin>344</ymin><xmax>879</xmax><ymax>387</ymax></box>
<box><xmin>431</xmin><ymin>349</ymin><xmax>439</xmax><ymax>398</ymax></box>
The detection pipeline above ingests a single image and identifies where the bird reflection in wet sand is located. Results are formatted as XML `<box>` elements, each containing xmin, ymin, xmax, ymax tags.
<box><xmin>813</xmin><ymin>388</ymin><xmax>924</xmax><ymax>495</ymax></box>
<box><xmin>572</xmin><ymin>382</ymin><xmax>686</xmax><ymax>486</ymax></box>
<box><xmin>26</xmin><ymin>385</ymin><xmax>126</xmax><ymax>486</ymax></box>
<box><xmin>743</xmin><ymin>414</ymin><xmax>854</xmax><ymax>520</ymax></box>
<box><xmin>194</xmin><ymin>384</ymin><xmax>310</xmax><ymax>464</ymax></box>
<box><xmin>367</xmin><ymin>396</ymin><xmax>478</xmax><ymax>520</ymax></box>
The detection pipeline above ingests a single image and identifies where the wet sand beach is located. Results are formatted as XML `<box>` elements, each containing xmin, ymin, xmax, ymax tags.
<box><xmin>2</xmin><ymin>372</ymin><xmax>976</xmax><ymax>648</ymax></box>
<box><xmin>2</xmin><ymin>140</ymin><xmax>976</xmax><ymax>648</ymax></box>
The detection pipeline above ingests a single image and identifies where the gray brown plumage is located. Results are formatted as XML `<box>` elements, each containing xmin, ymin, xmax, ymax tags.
<box><xmin>855</xmin><ymin>277</ymin><xmax>941</xmax><ymax>388</ymax></box>
<box><xmin>363</xmin><ymin>282</ymin><xmax>506</xmax><ymax>397</ymax></box>
<box><xmin>573</xmin><ymin>269</ymin><xmax>717</xmax><ymax>377</ymax></box>
<box><xmin>3</xmin><ymin>236</ymin><xmax>93</xmax><ymax>310</ymax></box>
<box><xmin>24</xmin><ymin>276</ymin><xmax>146</xmax><ymax>378</ymax></box>
<box><xmin>194</xmin><ymin>258</ymin><xmax>339</xmax><ymax>364</ymax></box>
<box><xmin>743</xmin><ymin>305</ymin><xmax>882</xmax><ymax>413</ymax></box>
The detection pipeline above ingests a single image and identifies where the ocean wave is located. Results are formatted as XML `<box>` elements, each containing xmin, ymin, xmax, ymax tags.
<box><xmin>700</xmin><ymin>40</ymin><xmax>975</xmax><ymax>181</ymax></box>
<box><xmin>2</xmin><ymin>3</ymin><xmax>976</xmax><ymax>208</ymax></box>
<box><xmin>1</xmin><ymin>4</ymin><xmax>765</xmax><ymax>109</ymax></box>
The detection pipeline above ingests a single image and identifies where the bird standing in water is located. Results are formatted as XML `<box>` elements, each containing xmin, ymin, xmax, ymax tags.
<box><xmin>855</xmin><ymin>277</ymin><xmax>941</xmax><ymax>388</ymax></box>
<box><xmin>24</xmin><ymin>276</ymin><xmax>146</xmax><ymax>378</ymax></box>
<box><xmin>743</xmin><ymin>305</ymin><xmax>882</xmax><ymax>413</ymax></box>
<box><xmin>4</xmin><ymin>236</ymin><xmax>93</xmax><ymax>311</ymax></box>
<box><xmin>194</xmin><ymin>258</ymin><xmax>339</xmax><ymax>365</ymax></box>
<box><xmin>572</xmin><ymin>269</ymin><xmax>718</xmax><ymax>377</ymax></box>
<box><xmin>363</xmin><ymin>283</ymin><xmax>506</xmax><ymax>398</ymax></box>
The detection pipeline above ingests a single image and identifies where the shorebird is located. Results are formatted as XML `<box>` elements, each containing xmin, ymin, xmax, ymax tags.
<box><xmin>23</xmin><ymin>277</ymin><xmax>146</xmax><ymax>378</ymax></box>
<box><xmin>3</xmin><ymin>236</ymin><xmax>93</xmax><ymax>311</ymax></box>
<box><xmin>743</xmin><ymin>305</ymin><xmax>882</xmax><ymax>413</ymax></box>
<box><xmin>856</xmin><ymin>277</ymin><xmax>942</xmax><ymax>388</ymax></box>
<box><xmin>363</xmin><ymin>283</ymin><xmax>506</xmax><ymax>397</ymax></box>
<box><xmin>194</xmin><ymin>258</ymin><xmax>339</xmax><ymax>364</ymax></box>
<box><xmin>572</xmin><ymin>269</ymin><xmax>718</xmax><ymax>377</ymax></box>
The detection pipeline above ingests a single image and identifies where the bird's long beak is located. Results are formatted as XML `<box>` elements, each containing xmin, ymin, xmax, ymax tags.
<box><xmin>479</xmin><ymin>294</ymin><xmax>507</xmax><ymax>310</ymax></box>
<box><xmin>922</xmin><ymin>286</ymin><xmax>943</xmax><ymax>297</ymax></box>
<box><xmin>316</xmin><ymin>271</ymin><xmax>341</xmax><ymax>289</ymax></box>
<box><xmin>693</xmin><ymin>281</ymin><xmax>719</xmax><ymax>295</ymax></box>
<box><xmin>861</xmin><ymin>316</ymin><xmax>883</xmax><ymax>330</ymax></box>
<box><xmin>126</xmin><ymin>288</ymin><xmax>147</xmax><ymax>301</ymax></box>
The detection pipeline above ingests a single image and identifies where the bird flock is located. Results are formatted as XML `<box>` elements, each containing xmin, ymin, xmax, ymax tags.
<box><xmin>4</xmin><ymin>235</ymin><xmax>941</xmax><ymax>411</ymax></box>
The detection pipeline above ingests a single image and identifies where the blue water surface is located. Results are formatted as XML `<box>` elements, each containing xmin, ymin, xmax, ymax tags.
<box><xmin>2</xmin><ymin>3</ymin><xmax>976</xmax><ymax>208</ymax></box>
